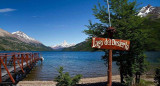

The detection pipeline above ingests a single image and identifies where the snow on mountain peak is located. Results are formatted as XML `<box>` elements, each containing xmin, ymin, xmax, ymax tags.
<box><xmin>62</xmin><ymin>40</ymin><xmax>68</xmax><ymax>46</ymax></box>
<box><xmin>12</xmin><ymin>31</ymin><xmax>40</xmax><ymax>44</ymax></box>
<box><xmin>138</xmin><ymin>5</ymin><xmax>155</xmax><ymax>17</ymax></box>
<box><xmin>12</xmin><ymin>31</ymin><xmax>35</xmax><ymax>41</ymax></box>
<box><xmin>50</xmin><ymin>40</ymin><xmax>76</xmax><ymax>49</ymax></box>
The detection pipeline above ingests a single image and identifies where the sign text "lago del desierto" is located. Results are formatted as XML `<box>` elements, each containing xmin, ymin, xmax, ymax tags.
<box><xmin>92</xmin><ymin>37</ymin><xmax>130</xmax><ymax>51</ymax></box>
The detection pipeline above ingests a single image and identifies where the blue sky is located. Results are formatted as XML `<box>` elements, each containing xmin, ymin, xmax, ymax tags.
<box><xmin>0</xmin><ymin>0</ymin><xmax>160</xmax><ymax>46</ymax></box>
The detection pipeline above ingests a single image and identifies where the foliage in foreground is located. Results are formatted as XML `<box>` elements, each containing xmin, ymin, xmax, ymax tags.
<box><xmin>132</xmin><ymin>79</ymin><xmax>154</xmax><ymax>86</ymax></box>
<box><xmin>84</xmin><ymin>0</ymin><xmax>149</xmax><ymax>85</ymax></box>
<box><xmin>140</xmin><ymin>18</ymin><xmax>160</xmax><ymax>51</ymax></box>
<box><xmin>54</xmin><ymin>66</ymin><xmax>82</xmax><ymax>86</ymax></box>
<box><xmin>154</xmin><ymin>67</ymin><xmax>160</xmax><ymax>86</ymax></box>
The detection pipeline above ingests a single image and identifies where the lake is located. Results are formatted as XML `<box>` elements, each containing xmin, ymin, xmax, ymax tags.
<box><xmin>23</xmin><ymin>51</ymin><xmax>119</xmax><ymax>81</ymax></box>
<box><xmin>1</xmin><ymin>51</ymin><xmax>159</xmax><ymax>81</ymax></box>
<box><xmin>22</xmin><ymin>51</ymin><xmax>160</xmax><ymax>81</ymax></box>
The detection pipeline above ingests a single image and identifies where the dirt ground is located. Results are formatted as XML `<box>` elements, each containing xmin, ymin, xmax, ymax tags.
<box><xmin>17</xmin><ymin>75</ymin><xmax>154</xmax><ymax>86</ymax></box>
<box><xmin>17</xmin><ymin>75</ymin><xmax>121</xmax><ymax>86</ymax></box>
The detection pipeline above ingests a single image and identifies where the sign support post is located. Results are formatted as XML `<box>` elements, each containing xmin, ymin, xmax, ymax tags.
<box><xmin>108</xmin><ymin>49</ymin><xmax>112</xmax><ymax>86</ymax></box>
<box><xmin>107</xmin><ymin>27</ymin><xmax>115</xmax><ymax>86</ymax></box>
<box><xmin>92</xmin><ymin>30</ymin><xmax>130</xmax><ymax>86</ymax></box>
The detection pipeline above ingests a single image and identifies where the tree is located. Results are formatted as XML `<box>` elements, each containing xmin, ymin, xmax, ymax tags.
<box><xmin>155</xmin><ymin>67</ymin><xmax>160</xmax><ymax>86</ymax></box>
<box><xmin>140</xmin><ymin>17</ymin><xmax>160</xmax><ymax>51</ymax></box>
<box><xmin>84</xmin><ymin>0</ymin><xmax>148</xmax><ymax>85</ymax></box>
<box><xmin>54</xmin><ymin>67</ymin><xmax>82</xmax><ymax>86</ymax></box>
<box><xmin>154</xmin><ymin>60</ymin><xmax>160</xmax><ymax>86</ymax></box>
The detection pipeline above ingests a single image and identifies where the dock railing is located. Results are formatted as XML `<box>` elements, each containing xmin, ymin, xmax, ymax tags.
<box><xmin>0</xmin><ymin>52</ymin><xmax>41</xmax><ymax>84</ymax></box>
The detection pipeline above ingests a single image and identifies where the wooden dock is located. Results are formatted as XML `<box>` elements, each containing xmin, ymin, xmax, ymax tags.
<box><xmin>0</xmin><ymin>52</ymin><xmax>41</xmax><ymax>85</ymax></box>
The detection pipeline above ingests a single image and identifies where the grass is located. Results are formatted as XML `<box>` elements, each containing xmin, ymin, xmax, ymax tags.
<box><xmin>132</xmin><ymin>79</ymin><xmax>155</xmax><ymax>86</ymax></box>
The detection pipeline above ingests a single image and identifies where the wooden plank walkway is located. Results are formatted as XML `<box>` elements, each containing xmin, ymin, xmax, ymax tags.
<box><xmin>0</xmin><ymin>52</ymin><xmax>41</xmax><ymax>85</ymax></box>
<box><xmin>1</xmin><ymin>62</ymin><xmax>27</xmax><ymax>77</ymax></box>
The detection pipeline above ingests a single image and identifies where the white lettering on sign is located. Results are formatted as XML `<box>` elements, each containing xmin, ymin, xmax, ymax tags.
<box><xmin>92</xmin><ymin>38</ymin><xmax>103</xmax><ymax>48</ymax></box>
<box><xmin>92</xmin><ymin>37</ymin><xmax>130</xmax><ymax>51</ymax></box>
<box><xmin>112</xmin><ymin>39</ymin><xmax>129</xmax><ymax>50</ymax></box>
<box><xmin>104</xmin><ymin>39</ymin><xmax>111</xmax><ymax>45</ymax></box>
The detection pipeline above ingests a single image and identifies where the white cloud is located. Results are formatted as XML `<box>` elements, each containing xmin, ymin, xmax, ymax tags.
<box><xmin>0</xmin><ymin>8</ymin><xmax>16</xmax><ymax>13</ymax></box>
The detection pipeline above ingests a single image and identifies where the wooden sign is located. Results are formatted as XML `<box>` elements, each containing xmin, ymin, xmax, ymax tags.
<box><xmin>92</xmin><ymin>37</ymin><xmax>130</xmax><ymax>51</ymax></box>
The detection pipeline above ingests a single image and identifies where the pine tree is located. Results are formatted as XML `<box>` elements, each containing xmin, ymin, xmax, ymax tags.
<box><xmin>84</xmin><ymin>0</ymin><xmax>148</xmax><ymax>85</ymax></box>
<box><xmin>140</xmin><ymin>18</ymin><xmax>160</xmax><ymax>51</ymax></box>
<box><xmin>54</xmin><ymin>67</ymin><xmax>82</xmax><ymax>86</ymax></box>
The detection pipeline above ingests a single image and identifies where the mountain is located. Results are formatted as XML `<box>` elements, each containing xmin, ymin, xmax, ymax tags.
<box><xmin>0</xmin><ymin>28</ymin><xmax>14</xmax><ymax>37</ymax></box>
<box><xmin>0</xmin><ymin>28</ymin><xmax>53</xmax><ymax>51</ymax></box>
<box><xmin>12</xmin><ymin>31</ymin><xmax>41</xmax><ymax>44</ymax></box>
<box><xmin>50</xmin><ymin>40</ymin><xmax>75</xmax><ymax>50</ymax></box>
<box><xmin>62</xmin><ymin>39</ymin><xmax>95</xmax><ymax>51</ymax></box>
<box><xmin>138</xmin><ymin>5</ymin><xmax>160</xmax><ymax>18</ymax></box>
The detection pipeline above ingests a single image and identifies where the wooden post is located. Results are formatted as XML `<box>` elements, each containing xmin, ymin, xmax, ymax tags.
<box><xmin>27</xmin><ymin>54</ymin><xmax>29</xmax><ymax>64</ymax></box>
<box><xmin>26</xmin><ymin>54</ymin><xmax>28</xmax><ymax>65</ymax></box>
<box><xmin>107</xmin><ymin>27</ymin><xmax>115</xmax><ymax>86</ymax></box>
<box><xmin>25</xmin><ymin>54</ymin><xmax>30</xmax><ymax>68</ymax></box>
<box><xmin>13</xmin><ymin>55</ymin><xmax>16</xmax><ymax>73</ymax></box>
<box><xmin>30</xmin><ymin>53</ymin><xmax>31</xmax><ymax>65</ymax></box>
<box><xmin>5</xmin><ymin>54</ymin><xmax>7</xmax><ymax>66</ymax></box>
<box><xmin>15</xmin><ymin>58</ymin><xmax>25</xmax><ymax>73</ymax></box>
<box><xmin>28</xmin><ymin>53</ymin><xmax>30</xmax><ymax>65</ymax></box>
<box><xmin>0</xmin><ymin>57</ymin><xmax>2</xmax><ymax>83</ymax></box>
<box><xmin>108</xmin><ymin>49</ymin><xmax>112</xmax><ymax>86</ymax></box>
<box><xmin>21</xmin><ymin>54</ymin><xmax>23</xmax><ymax>69</ymax></box>
<box><xmin>34</xmin><ymin>53</ymin><xmax>36</xmax><ymax>62</ymax></box>
<box><xmin>1</xmin><ymin>59</ymin><xmax>15</xmax><ymax>83</ymax></box>
<box><xmin>32</xmin><ymin>53</ymin><xmax>33</xmax><ymax>63</ymax></box>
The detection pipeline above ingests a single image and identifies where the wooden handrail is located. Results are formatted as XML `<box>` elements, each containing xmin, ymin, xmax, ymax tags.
<box><xmin>0</xmin><ymin>52</ymin><xmax>41</xmax><ymax>84</ymax></box>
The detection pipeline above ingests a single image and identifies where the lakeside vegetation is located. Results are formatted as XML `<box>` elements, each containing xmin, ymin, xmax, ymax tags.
<box><xmin>63</xmin><ymin>17</ymin><xmax>160</xmax><ymax>52</ymax></box>
<box><xmin>54</xmin><ymin>67</ymin><xmax>82</xmax><ymax>86</ymax></box>
<box><xmin>0</xmin><ymin>1</ymin><xmax>159</xmax><ymax>86</ymax></box>
<box><xmin>76</xmin><ymin>0</ymin><xmax>160</xmax><ymax>86</ymax></box>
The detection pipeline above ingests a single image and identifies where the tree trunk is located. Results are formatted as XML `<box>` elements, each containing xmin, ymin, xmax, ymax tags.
<box><xmin>120</xmin><ymin>61</ymin><xmax>124</xmax><ymax>83</ymax></box>
<box><xmin>135</xmin><ymin>72</ymin><xmax>140</xmax><ymax>83</ymax></box>
<box><xmin>139</xmin><ymin>75</ymin><xmax>141</xmax><ymax>83</ymax></box>
<box><xmin>136</xmin><ymin>74</ymin><xmax>137</xmax><ymax>83</ymax></box>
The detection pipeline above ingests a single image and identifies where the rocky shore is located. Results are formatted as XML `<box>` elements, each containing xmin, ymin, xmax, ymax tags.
<box><xmin>17</xmin><ymin>75</ymin><xmax>154</xmax><ymax>86</ymax></box>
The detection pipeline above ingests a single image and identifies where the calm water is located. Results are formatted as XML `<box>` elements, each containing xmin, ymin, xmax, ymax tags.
<box><xmin>23</xmin><ymin>51</ymin><xmax>119</xmax><ymax>81</ymax></box>
<box><xmin>145</xmin><ymin>51</ymin><xmax>160</xmax><ymax>63</ymax></box>
<box><xmin>1</xmin><ymin>51</ymin><xmax>159</xmax><ymax>81</ymax></box>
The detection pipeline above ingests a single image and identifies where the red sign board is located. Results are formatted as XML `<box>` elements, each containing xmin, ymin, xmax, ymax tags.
<box><xmin>92</xmin><ymin>37</ymin><xmax>130</xmax><ymax>51</ymax></box>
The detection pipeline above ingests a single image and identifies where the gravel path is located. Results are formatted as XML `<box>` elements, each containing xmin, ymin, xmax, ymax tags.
<box><xmin>17</xmin><ymin>75</ymin><xmax>154</xmax><ymax>86</ymax></box>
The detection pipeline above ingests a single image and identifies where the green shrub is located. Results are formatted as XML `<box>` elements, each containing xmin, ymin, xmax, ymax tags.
<box><xmin>124</xmin><ymin>76</ymin><xmax>133</xmax><ymax>86</ymax></box>
<box><xmin>137</xmin><ymin>79</ymin><xmax>154</xmax><ymax>86</ymax></box>
<box><xmin>129</xmin><ymin>79</ymin><xmax>154</xmax><ymax>86</ymax></box>
<box><xmin>54</xmin><ymin>66</ymin><xmax>82</xmax><ymax>86</ymax></box>
<box><xmin>155</xmin><ymin>68</ymin><xmax>160</xmax><ymax>86</ymax></box>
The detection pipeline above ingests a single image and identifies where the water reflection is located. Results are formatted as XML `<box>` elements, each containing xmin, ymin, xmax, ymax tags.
<box><xmin>23</xmin><ymin>51</ymin><xmax>160</xmax><ymax>81</ymax></box>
